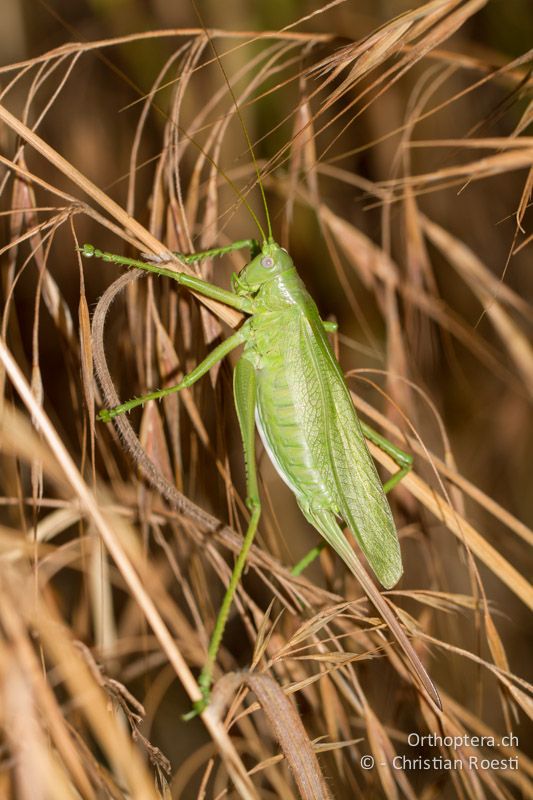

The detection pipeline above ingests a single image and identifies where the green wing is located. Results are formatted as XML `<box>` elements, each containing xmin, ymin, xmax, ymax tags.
<box><xmin>300</xmin><ymin>315</ymin><xmax>402</xmax><ymax>589</ymax></box>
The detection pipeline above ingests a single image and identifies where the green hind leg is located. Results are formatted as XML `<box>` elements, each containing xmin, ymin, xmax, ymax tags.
<box><xmin>360</xmin><ymin>421</ymin><xmax>413</xmax><ymax>493</ymax></box>
<box><xmin>184</xmin><ymin>357</ymin><xmax>261</xmax><ymax>719</ymax></box>
<box><xmin>291</xmin><ymin>423</ymin><xmax>413</xmax><ymax>577</ymax></box>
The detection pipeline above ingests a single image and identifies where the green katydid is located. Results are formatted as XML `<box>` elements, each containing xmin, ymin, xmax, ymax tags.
<box><xmin>82</xmin><ymin>7</ymin><xmax>439</xmax><ymax>716</ymax></box>
<box><xmin>81</xmin><ymin>228</ymin><xmax>441</xmax><ymax>714</ymax></box>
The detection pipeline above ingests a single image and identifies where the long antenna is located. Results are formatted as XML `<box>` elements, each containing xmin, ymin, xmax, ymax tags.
<box><xmin>192</xmin><ymin>0</ymin><xmax>273</xmax><ymax>243</ymax></box>
<box><xmin>38</xmin><ymin>0</ymin><xmax>267</xmax><ymax>245</ymax></box>
<box><xmin>189</xmin><ymin>129</ymin><xmax>267</xmax><ymax>244</ymax></box>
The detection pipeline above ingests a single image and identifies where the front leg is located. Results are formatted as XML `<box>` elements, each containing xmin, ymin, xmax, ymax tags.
<box><xmin>80</xmin><ymin>244</ymin><xmax>256</xmax><ymax>314</ymax></box>
<box><xmin>170</xmin><ymin>239</ymin><xmax>261</xmax><ymax>264</ymax></box>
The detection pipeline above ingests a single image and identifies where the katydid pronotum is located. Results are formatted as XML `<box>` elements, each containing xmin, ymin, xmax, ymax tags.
<box><xmin>82</xmin><ymin>230</ymin><xmax>441</xmax><ymax>716</ymax></box>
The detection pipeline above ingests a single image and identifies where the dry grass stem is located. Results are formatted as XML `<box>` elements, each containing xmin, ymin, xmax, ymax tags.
<box><xmin>0</xmin><ymin>1</ymin><xmax>530</xmax><ymax>797</ymax></box>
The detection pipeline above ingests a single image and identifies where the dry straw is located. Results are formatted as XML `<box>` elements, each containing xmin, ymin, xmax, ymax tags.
<box><xmin>0</xmin><ymin>0</ymin><xmax>531</xmax><ymax>797</ymax></box>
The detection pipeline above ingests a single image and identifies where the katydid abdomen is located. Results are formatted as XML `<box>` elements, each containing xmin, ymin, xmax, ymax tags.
<box><xmin>242</xmin><ymin>261</ymin><xmax>402</xmax><ymax>590</ymax></box>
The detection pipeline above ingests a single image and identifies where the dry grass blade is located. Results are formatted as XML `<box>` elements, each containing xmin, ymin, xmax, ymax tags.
<box><xmin>0</xmin><ymin>340</ymin><xmax>258</xmax><ymax>799</ymax></box>
<box><xmin>0</xmin><ymin>103</ymin><xmax>241</xmax><ymax>328</ymax></box>
<box><xmin>379</xmin><ymin>149</ymin><xmax>533</xmax><ymax>197</ymax></box>
<box><xmin>0</xmin><ymin>564</ymin><xmax>157</xmax><ymax>799</ymax></box>
<box><xmin>366</xmin><ymin>440</ymin><xmax>532</xmax><ymax>610</ymax></box>
<box><xmin>212</xmin><ymin>673</ymin><xmax>332</xmax><ymax>800</ymax></box>
<box><xmin>0</xmin><ymin>4</ymin><xmax>530</xmax><ymax>797</ymax></box>
<box><xmin>421</xmin><ymin>214</ymin><xmax>533</xmax><ymax>395</ymax></box>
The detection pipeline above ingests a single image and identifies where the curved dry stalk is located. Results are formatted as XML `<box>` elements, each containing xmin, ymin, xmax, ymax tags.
<box><xmin>0</xmin><ymin>6</ymin><xmax>530</xmax><ymax>796</ymax></box>
<box><xmin>0</xmin><ymin>340</ymin><xmax>259</xmax><ymax>799</ymax></box>
<box><xmin>0</xmin><ymin>102</ymin><xmax>242</xmax><ymax>328</ymax></box>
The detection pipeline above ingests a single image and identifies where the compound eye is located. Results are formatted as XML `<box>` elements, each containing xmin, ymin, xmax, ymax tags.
<box><xmin>261</xmin><ymin>256</ymin><xmax>275</xmax><ymax>269</ymax></box>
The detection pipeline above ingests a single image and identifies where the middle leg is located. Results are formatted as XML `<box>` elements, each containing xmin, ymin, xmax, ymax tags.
<box><xmin>98</xmin><ymin>330</ymin><xmax>245</xmax><ymax>421</ymax></box>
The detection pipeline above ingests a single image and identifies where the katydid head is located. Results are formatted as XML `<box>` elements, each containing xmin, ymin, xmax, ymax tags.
<box><xmin>232</xmin><ymin>239</ymin><xmax>295</xmax><ymax>294</ymax></box>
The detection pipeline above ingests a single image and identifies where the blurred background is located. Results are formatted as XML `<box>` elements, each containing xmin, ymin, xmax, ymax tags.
<box><xmin>0</xmin><ymin>1</ymin><xmax>531</xmax><ymax>798</ymax></box>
